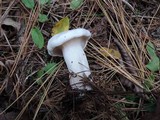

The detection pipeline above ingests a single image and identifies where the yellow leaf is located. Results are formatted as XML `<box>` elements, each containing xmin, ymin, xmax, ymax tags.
<box><xmin>100</xmin><ymin>47</ymin><xmax>121</xmax><ymax>59</ymax></box>
<box><xmin>51</xmin><ymin>16</ymin><xmax>70</xmax><ymax>36</ymax></box>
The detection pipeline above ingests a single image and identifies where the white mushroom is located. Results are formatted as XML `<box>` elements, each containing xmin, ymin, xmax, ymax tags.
<box><xmin>47</xmin><ymin>28</ymin><xmax>92</xmax><ymax>90</ymax></box>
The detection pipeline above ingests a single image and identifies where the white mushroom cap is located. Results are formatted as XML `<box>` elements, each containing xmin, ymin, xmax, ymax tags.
<box><xmin>47</xmin><ymin>28</ymin><xmax>92</xmax><ymax>91</ymax></box>
<box><xmin>47</xmin><ymin>28</ymin><xmax>91</xmax><ymax>56</ymax></box>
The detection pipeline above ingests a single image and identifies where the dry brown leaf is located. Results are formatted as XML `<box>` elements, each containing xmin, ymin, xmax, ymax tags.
<box><xmin>5</xmin><ymin>60</ymin><xmax>14</xmax><ymax>70</ymax></box>
<box><xmin>2</xmin><ymin>18</ymin><xmax>21</xmax><ymax>31</ymax></box>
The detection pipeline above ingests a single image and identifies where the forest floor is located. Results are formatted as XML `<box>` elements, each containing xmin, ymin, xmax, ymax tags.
<box><xmin>0</xmin><ymin>0</ymin><xmax>160</xmax><ymax>120</ymax></box>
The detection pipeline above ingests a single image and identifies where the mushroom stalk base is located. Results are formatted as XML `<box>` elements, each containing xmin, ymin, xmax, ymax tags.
<box><xmin>62</xmin><ymin>38</ymin><xmax>91</xmax><ymax>90</ymax></box>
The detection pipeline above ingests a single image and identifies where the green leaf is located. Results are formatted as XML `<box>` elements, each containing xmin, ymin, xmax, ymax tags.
<box><xmin>22</xmin><ymin>0</ymin><xmax>35</xmax><ymax>9</ymax></box>
<box><xmin>146</xmin><ymin>41</ymin><xmax>157</xmax><ymax>58</ymax></box>
<box><xmin>146</xmin><ymin>56</ymin><xmax>160</xmax><ymax>72</ymax></box>
<box><xmin>38</xmin><ymin>14</ymin><xmax>48</xmax><ymax>23</ymax></box>
<box><xmin>43</xmin><ymin>63</ymin><xmax>57</xmax><ymax>74</ymax></box>
<box><xmin>36</xmin><ymin>62</ymin><xmax>57</xmax><ymax>85</ymax></box>
<box><xmin>36</xmin><ymin>70</ymin><xmax>44</xmax><ymax>85</ymax></box>
<box><xmin>144</xmin><ymin>74</ymin><xmax>155</xmax><ymax>89</ymax></box>
<box><xmin>39</xmin><ymin>0</ymin><xmax>50</xmax><ymax>5</ymax></box>
<box><xmin>31</xmin><ymin>27</ymin><xmax>44</xmax><ymax>49</ymax></box>
<box><xmin>70</xmin><ymin>0</ymin><xmax>84</xmax><ymax>10</ymax></box>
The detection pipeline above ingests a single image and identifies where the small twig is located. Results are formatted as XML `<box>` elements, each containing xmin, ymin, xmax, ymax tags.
<box><xmin>122</xmin><ymin>0</ymin><xmax>134</xmax><ymax>11</ymax></box>
<box><xmin>1</xmin><ymin>30</ymin><xmax>16</xmax><ymax>59</ymax></box>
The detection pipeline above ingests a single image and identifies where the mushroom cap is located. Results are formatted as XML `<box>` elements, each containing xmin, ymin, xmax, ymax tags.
<box><xmin>47</xmin><ymin>28</ymin><xmax>91</xmax><ymax>57</ymax></box>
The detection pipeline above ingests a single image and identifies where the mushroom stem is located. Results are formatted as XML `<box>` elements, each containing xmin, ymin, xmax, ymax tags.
<box><xmin>62</xmin><ymin>38</ymin><xmax>91</xmax><ymax>90</ymax></box>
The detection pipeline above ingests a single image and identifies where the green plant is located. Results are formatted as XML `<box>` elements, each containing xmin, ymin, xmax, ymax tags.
<box><xmin>70</xmin><ymin>0</ymin><xmax>84</xmax><ymax>10</ymax></box>
<box><xmin>39</xmin><ymin>0</ymin><xmax>50</xmax><ymax>5</ymax></box>
<box><xmin>146</xmin><ymin>41</ymin><xmax>160</xmax><ymax>72</ymax></box>
<box><xmin>22</xmin><ymin>0</ymin><xmax>50</xmax><ymax>49</ymax></box>
<box><xmin>144</xmin><ymin>73</ymin><xmax>155</xmax><ymax>90</ymax></box>
<box><xmin>38</xmin><ymin>13</ymin><xmax>48</xmax><ymax>23</ymax></box>
<box><xmin>31</xmin><ymin>27</ymin><xmax>44</xmax><ymax>49</ymax></box>
<box><xmin>36</xmin><ymin>62</ymin><xmax>58</xmax><ymax>85</ymax></box>
<box><xmin>22</xmin><ymin>0</ymin><xmax>35</xmax><ymax>9</ymax></box>
<box><xmin>144</xmin><ymin>41</ymin><xmax>160</xmax><ymax>89</ymax></box>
